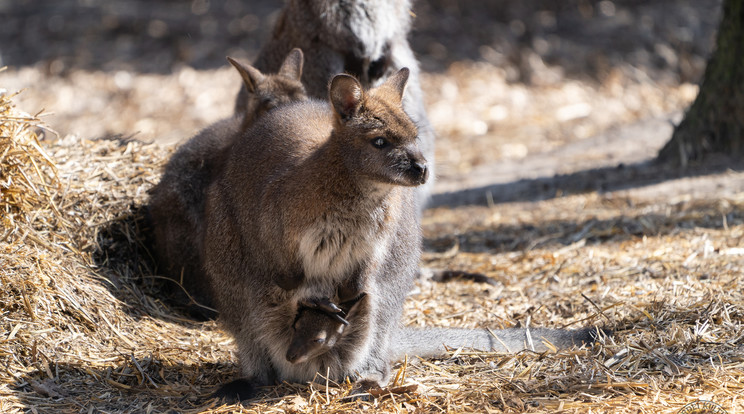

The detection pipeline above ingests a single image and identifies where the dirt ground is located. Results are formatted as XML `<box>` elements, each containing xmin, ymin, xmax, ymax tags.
<box><xmin>3</xmin><ymin>0</ymin><xmax>744</xmax><ymax>413</ymax></box>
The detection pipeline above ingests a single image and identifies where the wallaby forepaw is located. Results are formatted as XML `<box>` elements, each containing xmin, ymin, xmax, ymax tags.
<box><xmin>299</xmin><ymin>297</ymin><xmax>349</xmax><ymax>325</ymax></box>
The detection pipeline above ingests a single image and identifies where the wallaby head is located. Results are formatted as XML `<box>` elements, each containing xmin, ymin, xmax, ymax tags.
<box><xmin>229</xmin><ymin>48</ymin><xmax>308</xmax><ymax>126</ymax></box>
<box><xmin>285</xmin><ymin>294</ymin><xmax>365</xmax><ymax>364</ymax></box>
<box><xmin>328</xmin><ymin>67</ymin><xmax>428</xmax><ymax>188</ymax></box>
<box><xmin>285</xmin><ymin>308</ymin><xmax>346</xmax><ymax>364</ymax></box>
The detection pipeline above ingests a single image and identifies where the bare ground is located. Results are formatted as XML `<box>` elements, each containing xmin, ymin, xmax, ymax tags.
<box><xmin>2</xmin><ymin>0</ymin><xmax>744</xmax><ymax>413</ymax></box>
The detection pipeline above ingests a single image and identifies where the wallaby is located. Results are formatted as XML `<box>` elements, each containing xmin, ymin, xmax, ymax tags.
<box><xmin>148</xmin><ymin>49</ymin><xmax>307</xmax><ymax>317</ymax></box>
<box><xmin>286</xmin><ymin>308</ymin><xmax>348</xmax><ymax>365</ymax></box>
<box><xmin>285</xmin><ymin>294</ymin><xmax>366</xmax><ymax>364</ymax></box>
<box><xmin>205</xmin><ymin>68</ymin><xmax>427</xmax><ymax>400</ymax></box>
<box><xmin>236</xmin><ymin>0</ymin><xmax>435</xmax><ymax>209</ymax></box>
<box><xmin>287</xmin><ymin>287</ymin><xmax>601</xmax><ymax>364</ymax></box>
<box><xmin>239</xmin><ymin>1</ymin><xmax>507</xmax><ymax>288</ymax></box>
<box><xmin>207</xmin><ymin>68</ymin><xmax>605</xmax><ymax>402</ymax></box>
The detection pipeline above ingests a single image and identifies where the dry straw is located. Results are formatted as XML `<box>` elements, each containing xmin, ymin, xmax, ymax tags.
<box><xmin>1</xmin><ymin>82</ymin><xmax>744</xmax><ymax>413</ymax></box>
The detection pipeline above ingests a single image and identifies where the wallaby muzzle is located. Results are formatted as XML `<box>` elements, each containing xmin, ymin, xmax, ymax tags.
<box><xmin>409</xmin><ymin>160</ymin><xmax>428</xmax><ymax>185</ymax></box>
<box><xmin>401</xmin><ymin>152</ymin><xmax>428</xmax><ymax>186</ymax></box>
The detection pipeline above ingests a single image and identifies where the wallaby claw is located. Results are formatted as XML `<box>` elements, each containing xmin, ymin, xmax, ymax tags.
<box><xmin>331</xmin><ymin>313</ymin><xmax>350</xmax><ymax>326</ymax></box>
<box><xmin>299</xmin><ymin>297</ymin><xmax>343</xmax><ymax>315</ymax></box>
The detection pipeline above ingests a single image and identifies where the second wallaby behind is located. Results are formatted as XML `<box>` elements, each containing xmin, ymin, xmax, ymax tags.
<box><xmin>148</xmin><ymin>49</ymin><xmax>307</xmax><ymax>317</ymax></box>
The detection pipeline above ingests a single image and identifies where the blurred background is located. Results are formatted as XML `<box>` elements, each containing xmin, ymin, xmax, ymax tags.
<box><xmin>0</xmin><ymin>0</ymin><xmax>723</xmax><ymax>194</ymax></box>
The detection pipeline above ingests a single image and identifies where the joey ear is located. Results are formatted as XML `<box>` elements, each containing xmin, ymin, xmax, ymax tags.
<box><xmin>278</xmin><ymin>48</ymin><xmax>304</xmax><ymax>81</ymax></box>
<box><xmin>227</xmin><ymin>56</ymin><xmax>265</xmax><ymax>94</ymax></box>
<box><xmin>343</xmin><ymin>292</ymin><xmax>367</xmax><ymax>318</ymax></box>
<box><xmin>329</xmin><ymin>74</ymin><xmax>364</xmax><ymax>121</ymax></box>
<box><xmin>382</xmin><ymin>67</ymin><xmax>410</xmax><ymax>102</ymax></box>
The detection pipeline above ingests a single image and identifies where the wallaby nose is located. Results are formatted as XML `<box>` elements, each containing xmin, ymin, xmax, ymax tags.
<box><xmin>411</xmin><ymin>160</ymin><xmax>428</xmax><ymax>184</ymax></box>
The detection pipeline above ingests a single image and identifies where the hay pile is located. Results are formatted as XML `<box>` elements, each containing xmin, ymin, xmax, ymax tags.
<box><xmin>0</xmin><ymin>89</ymin><xmax>236</xmax><ymax>413</ymax></box>
<box><xmin>1</xmin><ymin>82</ymin><xmax>744</xmax><ymax>414</ymax></box>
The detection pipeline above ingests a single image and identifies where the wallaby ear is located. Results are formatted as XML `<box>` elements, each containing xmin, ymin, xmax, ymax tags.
<box><xmin>382</xmin><ymin>67</ymin><xmax>410</xmax><ymax>102</ymax></box>
<box><xmin>278</xmin><ymin>48</ymin><xmax>304</xmax><ymax>81</ymax></box>
<box><xmin>329</xmin><ymin>74</ymin><xmax>364</xmax><ymax>121</ymax></box>
<box><xmin>227</xmin><ymin>56</ymin><xmax>265</xmax><ymax>94</ymax></box>
<box><xmin>344</xmin><ymin>293</ymin><xmax>367</xmax><ymax>318</ymax></box>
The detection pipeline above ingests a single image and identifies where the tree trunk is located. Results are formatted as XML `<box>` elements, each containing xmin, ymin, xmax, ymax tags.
<box><xmin>657</xmin><ymin>0</ymin><xmax>744</xmax><ymax>166</ymax></box>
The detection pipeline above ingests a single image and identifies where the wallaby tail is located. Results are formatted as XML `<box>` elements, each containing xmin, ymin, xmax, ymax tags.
<box><xmin>390</xmin><ymin>326</ymin><xmax>607</xmax><ymax>360</ymax></box>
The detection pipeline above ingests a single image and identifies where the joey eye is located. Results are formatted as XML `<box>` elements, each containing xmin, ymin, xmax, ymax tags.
<box><xmin>371</xmin><ymin>137</ymin><xmax>388</xmax><ymax>149</ymax></box>
<box><xmin>313</xmin><ymin>338</ymin><xmax>326</xmax><ymax>345</ymax></box>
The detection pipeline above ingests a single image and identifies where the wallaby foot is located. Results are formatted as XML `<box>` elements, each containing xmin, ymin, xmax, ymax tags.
<box><xmin>345</xmin><ymin>378</ymin><xmax>383</xmax><ymax>401</ymax></box>
<box><xmin>213</xmin><ymin>378</ymin><xmax>259</xmax><ymax>404</ymax></box>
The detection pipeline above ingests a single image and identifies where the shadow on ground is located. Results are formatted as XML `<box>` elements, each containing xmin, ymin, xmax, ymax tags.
<box><xmin>430</xmin><ymin>154</ymin><xmax>744</xmax><ymax>208</ymax></box>
<box><xmin>92</xmin><ymin>200</ymin><xmax>218</xmax><ymax>324</ymax></box>
<box><xmin>13</xmin><ymin>360</ymin><xmax>239</xmax><ymax>412</ymax></box>
<box><xmin>426</xmin><ymin>171</ymin><xmax>744</xmax><ymax>255</ymax></box>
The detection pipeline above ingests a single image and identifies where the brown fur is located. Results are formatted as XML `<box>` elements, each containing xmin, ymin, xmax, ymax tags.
<box><xmin>148</xmin><ymin>49</ymin><xmax>308</xmax><ymax>316</ymax></box>
<box><xmin>235</xmin><ymin>0</ymin><xmax>436</xmax><ymax>208</ymax></box>
<box><xmin>286</xmin><ymin>308</ymin><xmax>346</xmax><ymax>364</ymax></box>
<box><xmin>229</xmin><ymin>49</ymin><xmax>306</xmax><ymax>132</ymax></box>
<box><xmin>285</xmin><ymin>295</ymin><xmax>367</xmax><ymax>364</ymax></box>
<box><xmin>205</xmin><ymin>69</ymin><xmax>426</xmax><ymax>397</ymax></box>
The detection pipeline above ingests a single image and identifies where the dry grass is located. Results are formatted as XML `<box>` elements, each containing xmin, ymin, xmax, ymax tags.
<box><xmin>2</xmin><ymin>86</ymin><xmax>744</xmax><ymax>414</ymax></box>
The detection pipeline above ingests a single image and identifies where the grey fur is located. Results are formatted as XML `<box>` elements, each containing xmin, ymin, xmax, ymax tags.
<box><xmin>391</xmin><ymin>327</ymin><xmax>602</xmax><ymax>360</ymax></box>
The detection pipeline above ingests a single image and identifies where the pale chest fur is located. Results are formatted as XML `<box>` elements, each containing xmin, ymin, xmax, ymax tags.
<box><xmin>296</xmin><ymin>198</ymin><xmax>393</xmax><ymax>286</ymax></box>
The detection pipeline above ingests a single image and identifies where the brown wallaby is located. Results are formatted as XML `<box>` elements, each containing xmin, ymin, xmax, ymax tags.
<box><xmin>238</xmin><ymin>2</ymin><xmax>508</xmax><ymax>289</ymax></box>
<box><xmin>205</xmin><ymin>68</ymin><xmax>427</xmax><ymax>400</ymax></box>
<box><xmin>236</xmin><ymin>0</ymin><xmax>435</xmax><ymax>209</ymax></box>
<box><xmin>148</xmin><ymin>49</ymin><xmax>307</xmax><ymax>317</ymax></box>
<box><xmin>207</xmin><ymin>67</ymin><xmax>605</xmax><ymax>402</ymax></box>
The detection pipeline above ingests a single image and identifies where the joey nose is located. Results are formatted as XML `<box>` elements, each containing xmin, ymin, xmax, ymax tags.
<box><xmin>286</xmin><ymin>349</ymin><xmax>306</xmax><ymax>364</ymax></box>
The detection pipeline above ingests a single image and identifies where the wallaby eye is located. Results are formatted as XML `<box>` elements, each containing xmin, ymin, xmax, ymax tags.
<box><xmin>371</xmin><ymin>137</ymin><xmax>388</xmax><ymax>149</ymax></box>
<box><xmin>313</xmin><ymin>338</ymin><xmax>326</xmax><ymax>345</ymax></box>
